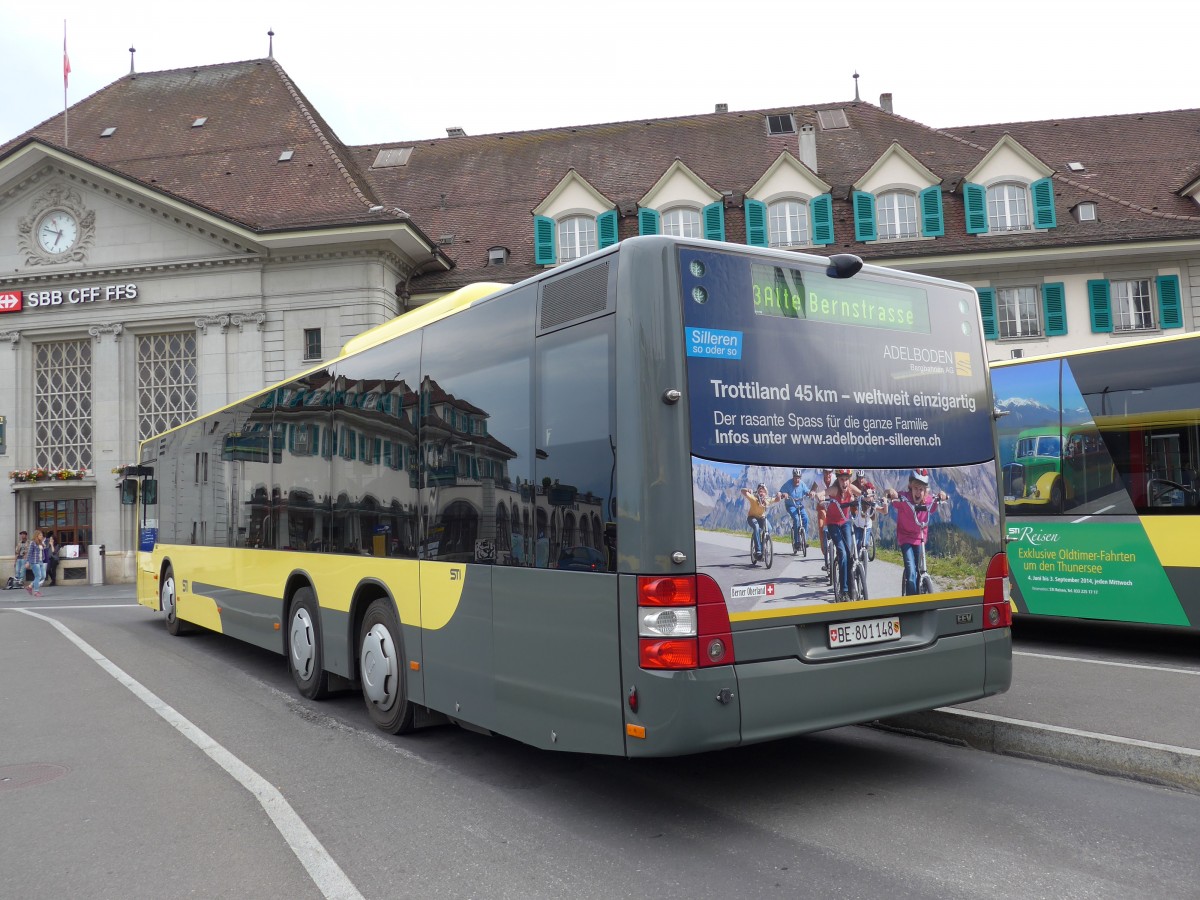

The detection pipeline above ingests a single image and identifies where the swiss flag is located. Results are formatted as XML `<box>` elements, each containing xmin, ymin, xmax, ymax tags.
<box><xmin>0</xmin><ymin>291</ymin><xmax>23</xmax><ymax>313</ymax></box>
<box><xmin>64</xmin><ymin>25</ymin><xmax>71</xmax><ymax>88</ymax></box>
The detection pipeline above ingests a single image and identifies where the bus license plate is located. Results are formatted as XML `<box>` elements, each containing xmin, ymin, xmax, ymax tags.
<box><xmin>828</xmin><ymin>616</ymin><xmax>902</xmax><ymax>648</ymax></box>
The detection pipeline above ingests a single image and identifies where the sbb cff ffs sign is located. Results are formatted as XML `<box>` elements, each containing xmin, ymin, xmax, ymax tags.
<box><xmin>0</xmin><ymin>284</ymin><xmax>139</xmax><ymax>313</ymax></box>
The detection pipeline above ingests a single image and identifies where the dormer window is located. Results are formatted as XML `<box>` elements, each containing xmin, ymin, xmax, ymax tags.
<box><xmin>662</xmin><ymin>207</ymin><xmax>702</xmax><ymax>238</ymax></box>
<box><xmin>558</xmin><ymin>216</ymin><xmax>597</xmax><ymax>262</ymax></box>
<box><xmin>963</xmin><ymin>178</ymin><xmax>1056</xmax><ymax>234</ymax></box>
<box><xmin>768</xmin><ymin>199</ymin><xmax>810</xmax><ymax>247</ymax></box>
<box><xmin>1075</xmin><ymin>202</ymin><xmax>1097</xmax><ymax>222</ymax></box>
<box><xmin>987</xmin><ymin>183</ymin><xmax>1031</xmax><ymax>232</ymax></box>
<box><xmin>876</xmin><ymin>190</ymin><xmax>919</xmax><ymax>240</ymax></box>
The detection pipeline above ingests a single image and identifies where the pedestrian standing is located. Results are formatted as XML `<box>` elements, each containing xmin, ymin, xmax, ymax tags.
<box><xmin>11</xmin><ymin>530</ymin><xmax>29</xmax><ymax>588</ymax></box>
<box><xmin>45</xmin><ymin>534</ymin><xmax>58</xmax><ymax>586</ymax></box>
<box><xmin>26</xmin><ymin>530</ymin><xmax>48</xmax><ymax>598</ymax></box>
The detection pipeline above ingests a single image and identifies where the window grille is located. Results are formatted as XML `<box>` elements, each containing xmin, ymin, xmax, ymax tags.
<box><xmin>35</xmin><ymin>339</ymin><xmax>93</xmax><ymax>469</ymax></box>
<box><xmin>138</xmin><ymin>332</ymin><xmax>198</xmax><ymax>440</ymax></box>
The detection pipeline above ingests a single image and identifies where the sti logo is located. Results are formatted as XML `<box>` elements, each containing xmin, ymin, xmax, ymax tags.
<box><xmin>0</xmin><ymin>290</ymin><xmax>22</xmax><ymax>313</ymax></box>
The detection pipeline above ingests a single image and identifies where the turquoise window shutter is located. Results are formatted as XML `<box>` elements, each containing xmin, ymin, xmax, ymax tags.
<box><xmin>1042</xmin><ymin>282</ymin><xmax>1067</xmax><ymax>336</ymax></box>
<box><xmin>638</xmin><ymin>208</ymin><xmax>660</xmax><ymax>235</ymax></box>
<box><xmin>1087</xmin><ymin>280</ymin><xmax>1112</xmax><ymax>333</ymax></box>
<box><xmin>702</xmin><ymin>202</ymin><xmax>725</xmax><ymax>241</ymax></box>
<box><xmin>597</xmin><ymin>209</ymin><xmax>618</xmax><ymax>248</ymax></box>
<box><xmin>1032</xmin><ymin>177</ymin><xmax>1057</xmax><ymax>229</ymax></box>
<box><xmin>963</xmin><ymin>183</ymin><xmax>987</xmax><ymax>234</ymax></box>
<box><xmin>534</xmin><ymin>215</ymin><xmax>557</xmax><ymax>265</ymax></box>
<box><xmin>1157</xmin><ymin>274</ymin><xmax>1183</xmax><ymax>328</ymax></box>
<box><xmin>811</xmin><ymin>194</ymin><xmax>834</xmax><ymax>245</ymax></box>
<box><xmin>288</xmin><ymin>425</ymin><xmax>296</xmax><ymax>453</ymax></box>
<box><xmin>744</xmin><ymin>199</ymin><xmax>768</xmax><ymax>246</ymax></box>
<box><xmin>920</xmin><ymin>186</ymin><xmax>944</xmax><ymax>237</ymax></box>
<box><xmin>977</xmin><ymin>288</ymin><xmax>997</xmax><ymax>340</ymax></box>
<box><xmin>852</xmin><ymin>191</ymin><xmax>877</xmax><ymax>241</ymax></box>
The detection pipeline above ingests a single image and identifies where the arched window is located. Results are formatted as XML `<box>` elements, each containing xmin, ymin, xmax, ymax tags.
<box><xmin>768</xmin><ymin>199</ymin><xmax>809</xmax><ymax>247</ymax></box>
<box><xmin>987</xmin><ymin>183</ymin><xmax>1030</xmax><ymax>232</ymax></box>
<box><xmin>662</xmin><ymin>207</ymin><xmax>702</xmax><ymax>238</ymax></box>
<box><xmin>877</xmin><ymin>190</ymin><xmax>918</xmax><ymax>239</ymax></box>
<box><xmin>558</xmin><ymin>216</ymin><xmax>597</xmax><ymax>262</ymax></box>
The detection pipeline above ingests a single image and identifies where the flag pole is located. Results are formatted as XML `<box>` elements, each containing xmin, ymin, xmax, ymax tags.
<box><xmin>63</xmin><ymin>20</ymin><xmax>70</xmax><ymax>147</ymax></box>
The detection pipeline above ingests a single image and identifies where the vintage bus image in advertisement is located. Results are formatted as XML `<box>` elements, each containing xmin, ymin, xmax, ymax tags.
<box><xmin>992</xmin><ymin>332</ymin><xmax>1200</xmax><ymax>630</ymax></box>
<box><xmin>132</xmin><ymin>236</ymin><xmax>1011</xmax><ymax>757</ymax></box>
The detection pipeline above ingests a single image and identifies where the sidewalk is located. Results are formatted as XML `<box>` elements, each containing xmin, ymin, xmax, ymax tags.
<box><xmin>879</xmin><ymin>630</ymin><xmax>1200</xmax><ymax>794</ymax></box>
<box><xmin>5</xmin><ymin>582</ymin><xmax>1199</xmax><ymax>792</ymax></box>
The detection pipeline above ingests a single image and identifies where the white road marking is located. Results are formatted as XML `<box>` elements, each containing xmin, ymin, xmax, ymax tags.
<box><xmin>0</xmin><ymin>603</ymin><xmax>141</xmax><ymax>609</ymax></box>
<box><xmin>16</xmin><ymin>609</ymin><xmax>364</xmax><ymax>900</ymax></box>
<box><xmin>1070</xmin><ymin>504</ymin><xmax>1116</xmax><ymax>523</ymax></box>
<box><xmin>1015</xmin><ymin>649</ymin><xmax>1200</xmax><ymax>676</ymax></box>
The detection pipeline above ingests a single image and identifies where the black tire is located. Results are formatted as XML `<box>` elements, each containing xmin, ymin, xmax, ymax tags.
<box><xmin>830</xmin><ymin>553</ymin><xmax>842</xmax><ymax>600</ymax></box>
<box><xmin>1050</xmin><ymin>480</ymin><xmax>1064</xmax><ymax>514</ymax></box>
<box><xmin>288</xmin><ymin>587</ymin><xmax>330</xmax><ymax>700</ymax></box>
<box><xmin>763</xmin><ymin>533</ymin><xmax>774</xmax><ymax>569</ymax></box>
<box><xmin>359</xmin><ymin>597</ymin><xmax>415</xmax><ymax>734</ymax></box>
<box><xmin>162</xmin><ymin>564</ymin><xmax>190</xmax><ymax>636</ymax></box>
<box><xmin>919</xmin><ymin>573</ymin><xmax>934</xmax><ymax>595</ymax></box>
<box><xmin>867</xmin><ymin>530</ymin><xmax>876</xmax><ymax>562</ymax></box>
<box><xmin>854</xmin><ymin>564</ymin><xmax>868</xmax><ymax>601</ymax></box>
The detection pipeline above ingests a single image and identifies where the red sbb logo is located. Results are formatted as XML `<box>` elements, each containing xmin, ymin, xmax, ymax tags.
<box><xmin>0</xmin><ymin>290</ymin><xmax>22</xmax><ymax>313</ymax></box>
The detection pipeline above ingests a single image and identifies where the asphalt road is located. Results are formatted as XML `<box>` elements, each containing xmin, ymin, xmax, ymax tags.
<box><xmin>3</xmin><ymin>599</ymin><xmax>1199</xmax><ymax>900</ymax></box>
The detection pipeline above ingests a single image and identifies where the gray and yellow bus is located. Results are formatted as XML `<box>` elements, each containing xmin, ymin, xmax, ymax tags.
<box><xmin>992</xmin><ymin>331</ymin><xmax>1200</xmax><ymax>630</ymax></box>
<box><xmin>133</xmin><ymin>236</ymin><xmax>1010</xmax><ymax>756</ymax></box>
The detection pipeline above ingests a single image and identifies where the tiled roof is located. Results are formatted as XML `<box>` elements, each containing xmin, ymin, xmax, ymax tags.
<box><xmin>6</xmin><ymin>58</ymin><xmax>1200</xmax><ymax>292</ymax></box>
<box><xmin>1</xmin><ymin>58</ymin><xmax>384</xmax><ymax>230</ymax></box>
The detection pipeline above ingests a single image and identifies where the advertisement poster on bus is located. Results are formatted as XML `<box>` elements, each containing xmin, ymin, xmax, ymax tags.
<box><xmin>679</xmin><ymin>246</ymin><xmax>1001</xmax><ymax>619</ymax></box>
<box><xmin>1004</xmin><ymin>519</ymin><xmax>1188</xmax><ymax>625</ymax></box>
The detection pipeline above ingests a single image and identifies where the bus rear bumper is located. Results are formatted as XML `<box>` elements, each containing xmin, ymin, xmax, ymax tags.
<box><xmin>623</xmin><ymin>631</ymin><xmax>1009</xmax><ymax>757</ymax></box>
<box><xmin>736</xmin><ymin>631</ymin><xmax>999</xmax><ymax>746</ymax></box>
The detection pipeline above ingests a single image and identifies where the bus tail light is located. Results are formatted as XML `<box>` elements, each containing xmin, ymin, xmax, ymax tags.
<box><xmin>637</xmin><ymin>575</ymin><xmax>734</xmax><ymax>669</ymax></box>
<box><xmin>982</xmin><ymin>552</ymin><xmax>1011</xmax><ymax>629</ymax></box>
<box><xmin>638</xmin><ymin>576</ymin><xmax>697</xmax><ymax>669</ymax></box>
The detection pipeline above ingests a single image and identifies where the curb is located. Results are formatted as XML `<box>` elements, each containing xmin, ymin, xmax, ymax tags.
<box><xmin>877</xmin><ymin>708</ymin><xmax>1200</xmax><ymax>795</ymax></box>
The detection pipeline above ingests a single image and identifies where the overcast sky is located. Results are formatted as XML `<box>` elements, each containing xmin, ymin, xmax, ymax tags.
<box><xmin>2</xmin><ymin>0</ymin><xmax>1195</xmax><ymax>147</ymax></box>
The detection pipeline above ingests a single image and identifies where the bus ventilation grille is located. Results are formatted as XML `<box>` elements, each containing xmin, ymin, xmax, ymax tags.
<box><xmin>539</xmin><ymin>262</ymin><xmax>610</xmax><ymax>331</ymax></box>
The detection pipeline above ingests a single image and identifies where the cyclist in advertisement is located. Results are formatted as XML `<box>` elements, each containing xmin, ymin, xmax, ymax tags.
<box><xmin>851</xmin><ymin>471</ymin><xmax>878</xmax><ymax>554</ymax></box>
<box><xmin>815</xmin><ymin>468</ymin><xmax>835</xmax><ymax>570</ymax></box>
<box><xmin>776</xmin><ymin>468</ymin><xmax>813</xmax><ymax>549</ymax></box>
<box><xmin>740</xmin><ymin>483</ymin><xmax>779</xmax><ymax>562</ymax></box>
<box><xmin>822</xmin><ymin>469</ymin><xmax>862</xmax><ymax>600</ymax></box>
<box><xmin>885</xmin><ymin>468</ymin><xmax>948</xmax><ymax>595</ymax></box>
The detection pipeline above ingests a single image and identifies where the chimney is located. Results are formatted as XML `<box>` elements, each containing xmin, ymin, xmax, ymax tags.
<box><xmin>798</xmin><ymin>124</ymin><xmax>817</xmax><ymax>171</ymax></box>
<box><xmin>879</xmin><ymin>93</ymin><xmax>893</xmax><ymax>114</ymax></box>
<box><xmin>715</xmin><ymin>102</ymin><xmax>728</xmax><ymax>113</ymax></box>
<box><xmin>446</xmin><ymin>127</ymin><xmax>466</xmax><ymax>138</ymax></box>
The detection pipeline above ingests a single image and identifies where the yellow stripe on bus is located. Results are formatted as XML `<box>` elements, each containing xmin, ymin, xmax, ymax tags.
<box><xmin>728</xmin><ymin>589</ymin><xmax>980</xmax><ymax>623</ymax></box>
<box><xmin>1139</xmin><ymin>518</ymin><xmax>1198</xmax><ymax>568</ymax></box>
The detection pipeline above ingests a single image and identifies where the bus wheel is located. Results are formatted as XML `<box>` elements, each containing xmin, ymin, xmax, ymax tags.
<box><xmin>162</xmin><ymin>565</ymin><xmax>190</xmax><ymax>636</ymax></box>
<box><xmin>359</xmin><ymin>598</ymin><xmax>415</xmax><ymax>734</ymax></box>
<box><xmin>288</xmin><ymin>587</ymin><xmax>329</xmax><ymax>700</ymax></box>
